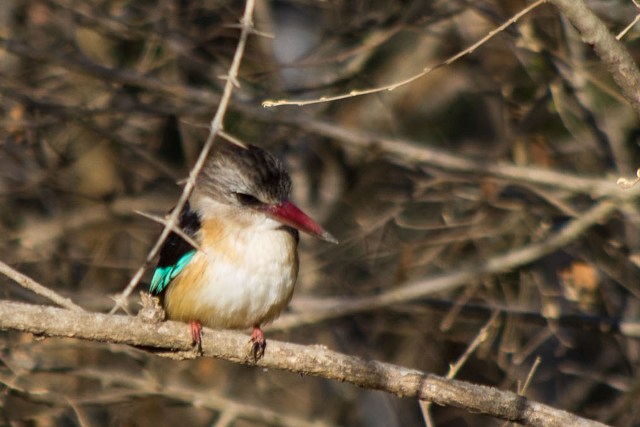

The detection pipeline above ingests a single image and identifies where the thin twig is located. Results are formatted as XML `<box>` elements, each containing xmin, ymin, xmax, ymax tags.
<box><xmin>133</xmin><ymin>210</ymin><xmax>201</xmax><ymax>251</ymax></box>
<box><xmin>520</xmin><ymin>356</ymin><xmax>542</xmax><ymax>395</ymax></box>
<box><xmin>616</xmin><ymin>13</ymin><xmax>640</xmax><ymax>40</ymax></box>
<box><xmin>420</xmin><ymin>310</ymin><xmax>501</xmax><ymax>425</ymax></box>
<box><xmin>262</xmin><ymin>0</ymin><xmax>546</xmax><ymax>107</ymax></box>
<box><xmin>219</xmin><ymin>129</ymin><xmax>249</xmax><ymax>149</ymax></box>
<box><xmin>0</xmin><ymin>261</ymin><xmax>84</xmax><ymax>312</ymax></box>
<box><xmin>501</xmin><ymin>357</ymin><xmax>544</xmax><ymax>427</ymax></box>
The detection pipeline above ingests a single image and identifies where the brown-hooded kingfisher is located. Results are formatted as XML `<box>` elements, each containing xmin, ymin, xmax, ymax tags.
<box><xmin>149</xmin><ymin>140</ymin><xmax>337</xmax><ymax>358</ymax></box>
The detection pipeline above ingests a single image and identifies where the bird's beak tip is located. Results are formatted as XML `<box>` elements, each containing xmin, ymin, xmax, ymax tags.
<box><xmin>321</xmin><ymin>230</ymin><xmax>339</xmax><ymax>245</ymax></box>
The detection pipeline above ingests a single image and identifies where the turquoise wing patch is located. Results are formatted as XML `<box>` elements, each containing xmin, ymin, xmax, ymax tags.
<box><xmin>149</xmin><ymin>250</ymin><xmax>196</xmax><ymax>295</ymax></box>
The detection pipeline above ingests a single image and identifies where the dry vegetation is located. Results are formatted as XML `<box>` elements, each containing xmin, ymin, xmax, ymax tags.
<box><xmin>2</xmin><ymin>0</ymin><xmax>640</xmax><ymax>426</ymax></box>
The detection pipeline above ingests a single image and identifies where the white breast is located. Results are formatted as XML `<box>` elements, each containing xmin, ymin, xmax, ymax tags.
<box><xmin>165</xmin><ymin>215</ymin><xmax>299</xmax><ymax>329</ymax></box>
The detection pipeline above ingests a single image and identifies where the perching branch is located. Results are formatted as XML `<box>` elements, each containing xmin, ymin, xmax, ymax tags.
<box><xmin>0</xmin><ymin>300</ymin><xmax>607</xmax><ymax>427</ymax></box>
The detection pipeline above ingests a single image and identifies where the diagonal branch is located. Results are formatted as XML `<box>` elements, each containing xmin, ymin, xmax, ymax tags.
<box><xmin>0</xmin><ymin>300</ymin><xmax>607</xmax><ymax>427</ymax></box>
<box><xmin>549</xmin><ymin>0</ymin><xmax>640</xmax><ymax>117</ymax></box>
<box><xmin>0</xmin><ymin>261</ymin><xmax>84</xmax><ymax>312</ymax></box>
<box><xmin>292</xmin><ymin>116</ymin><xmax>634</xmax><ymax>199</ymax></box>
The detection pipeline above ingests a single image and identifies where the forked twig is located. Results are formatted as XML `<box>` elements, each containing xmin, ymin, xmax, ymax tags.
<box><xmin>420</xmin><ymin>311</ymin><xmax>501</xmax><ymax>426</ymax></box>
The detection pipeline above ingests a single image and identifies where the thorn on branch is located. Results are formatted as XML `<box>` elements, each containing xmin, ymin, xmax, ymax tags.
<box><xmin>216</xmin><ymin>74</ymin><xmax>241</xmax><ymax>88</ymax></box>
<box><xmin>239</xmin><ymin>17</ymin><xmax>254</xmax><ymax>30</ymax></box>
<box><xmin>109</xmin><ymin>294</ymin><xmax>131</xmax><ymax>315</ymax></box>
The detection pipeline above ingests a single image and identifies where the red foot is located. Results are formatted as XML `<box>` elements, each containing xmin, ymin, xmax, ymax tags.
<box><xmin>190</xmin><ymin>320</ymin><xmax>203</xmax><ymax>352</ymax></box>
<box><xmin>250</xmin><ymin>325</ymin><xmax>266</xmax><ymax>360</ymax></box>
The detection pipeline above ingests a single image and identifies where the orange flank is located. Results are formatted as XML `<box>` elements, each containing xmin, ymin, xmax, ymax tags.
<box><xmin>163</xmin><ymin>252</ymin><xmax>209</xmax><ymax>324</ymax></box>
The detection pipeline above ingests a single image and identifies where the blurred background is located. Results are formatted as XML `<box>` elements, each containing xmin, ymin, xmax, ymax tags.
<box><xmin>2</xmin><ymin>0</ymin><xmax>640</xmax><ymax>425</ymax></box>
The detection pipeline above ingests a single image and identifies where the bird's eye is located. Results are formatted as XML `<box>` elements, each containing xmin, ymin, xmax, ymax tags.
<box><xmin>235</xmin><ymin>192</ymin><xmax>262</xmax><ymax>206</ymax></box>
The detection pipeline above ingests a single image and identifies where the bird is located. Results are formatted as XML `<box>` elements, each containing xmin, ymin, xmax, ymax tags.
<box><xmin>149</xmin><ymin>140</ymin><xmax>337</xmax><ymax>359</ymax></box>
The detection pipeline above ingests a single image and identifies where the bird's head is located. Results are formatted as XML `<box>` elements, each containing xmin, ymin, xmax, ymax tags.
<box><xmin>193</xmin><ymin>141</ymin><xmax>337</xmax><ymax>244</ymax></box>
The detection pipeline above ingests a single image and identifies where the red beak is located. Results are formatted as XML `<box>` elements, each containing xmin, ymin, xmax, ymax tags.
<box><xmin>265</xmin><ymin>200</ymin><xmax>338</xmax><ymax>244</ymax></box>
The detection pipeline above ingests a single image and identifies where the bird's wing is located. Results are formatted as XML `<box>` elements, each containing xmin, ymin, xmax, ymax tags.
<box><xmin>150</xmin><ymin>250</ymin><xmax>196</xmax><ymax>295</ymax></box>
<box><xmin>149</xmin><ymin>202</ymin><xmax>201</xmax><ymax>295</ymax></box>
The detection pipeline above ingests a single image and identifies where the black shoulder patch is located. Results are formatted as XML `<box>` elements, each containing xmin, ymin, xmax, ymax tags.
<box><xmin>157</xmin><ymin>201</ymin><xmax>201</xmax><ymax>268</ymax></box>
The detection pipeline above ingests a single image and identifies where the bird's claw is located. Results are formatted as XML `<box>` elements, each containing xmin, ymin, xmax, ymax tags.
<box><xmin>249</xmin><ymin>326</ymin><xmax>266</xmax><ymax>361</ymax></box>
<box><xmin>190</xmin><ymin>321</ymin><xmax>203</xmax><ymax>355</ymax></box>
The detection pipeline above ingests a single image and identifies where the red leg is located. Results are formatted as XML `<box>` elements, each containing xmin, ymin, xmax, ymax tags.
<box><xmin>250</xmin><ymin>325</ymin><xmax>266</xmax><ymax>360</ymax></box>
<box><xmin>190</xmin><ymin>320</ymin><xmax>203</xmax><ymax>353</ymax></box>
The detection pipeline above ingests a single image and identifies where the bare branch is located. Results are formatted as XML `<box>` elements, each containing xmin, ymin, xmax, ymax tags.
<box><xmin>294</xmin><ymin>117</ymin><xmax>633</xmax><ymax>199</ymax></box>
<box><xmin>133</xmin><ymin>210</ymin><xmax>201</xmax><ymax>251</ymax></box>
<box><xmin>0</xmin><ymin>300</ymin><xmax>608</xmax><ymax>427</ymax></box>
<box><xmin>0</xmin><ymin>261</ymin><xmax>84</xmax><ymax>312</ymax></box>
<box><xmin>549</xmin><ymin>0</ymin><xmax>640</xmax><ymax>117</ymax></box>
